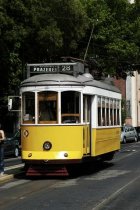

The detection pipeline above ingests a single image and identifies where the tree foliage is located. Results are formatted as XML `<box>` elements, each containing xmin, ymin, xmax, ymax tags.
<box><xmin>0</xmin><ymin>0</ymin><xmax>88</xmax><ymax>95</ymax></box>
<box><xmin>81</xmin><ymin>0</ymin><xmax>140</xmax><ymax>78</ymax></box>
<box><xmin>0</xmin><ymin>0</ymin><xmax>140</xmax><ymax>129</ymax></box>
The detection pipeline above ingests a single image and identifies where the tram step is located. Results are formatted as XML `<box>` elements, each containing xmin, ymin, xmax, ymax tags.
<box><xmin>26</xmin><ymin>165</ymin><xmax>69</xmax><ymax>176</ymax></box>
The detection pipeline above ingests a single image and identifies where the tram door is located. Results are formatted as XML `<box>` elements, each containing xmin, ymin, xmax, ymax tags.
<box><xmin>83</xmin><ymin>95</ymin><xmax>91</xmax><ymax>155</ymax></box>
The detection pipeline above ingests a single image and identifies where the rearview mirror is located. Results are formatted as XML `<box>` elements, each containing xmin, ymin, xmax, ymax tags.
<box><xmin>8</xmin><ymin>96</ymin><xmax>21</xmax><ymax>111</ymax></box>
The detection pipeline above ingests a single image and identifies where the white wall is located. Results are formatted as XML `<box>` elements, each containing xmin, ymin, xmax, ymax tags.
<box><xmin>126</xmin><ymin>71</ymin><xmax>139</xmax><ymax>127</ymax></box>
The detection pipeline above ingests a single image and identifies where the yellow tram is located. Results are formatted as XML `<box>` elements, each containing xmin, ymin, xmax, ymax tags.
<box><xmin>19</xmin><ymin>62</ymin><xmax>121</xmax><ymax>175</ymax></box>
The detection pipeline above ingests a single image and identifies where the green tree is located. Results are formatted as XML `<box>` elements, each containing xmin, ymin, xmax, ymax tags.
<box><xmin>0</xmin><ymin>0</ymin><xmax>140</xmax><ymax>131</ymax></box>
<box><xmin>0</xmin><ymin>0</ymin><xmax>88</xmax><ymax>93</ymax></box>
<box><xmin>0</xmin><ymin>0</ymin><xmax>89</xmax><ymax>130</ymax></box>
<box><xmin>80</xmin><ymin>0</ymin><xmax>140</xmax><ymax>77</ymax></box>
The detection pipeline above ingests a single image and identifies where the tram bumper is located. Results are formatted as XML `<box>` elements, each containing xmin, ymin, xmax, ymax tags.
<box><xmin>22</xmin><ymin>150</ymin><xmax>83</xmax><ymax>163</ymax></box>
<box><xmin>23</xmin><ymin>154</ymin><xmax>85</xmax><ymax>176</ymax></box>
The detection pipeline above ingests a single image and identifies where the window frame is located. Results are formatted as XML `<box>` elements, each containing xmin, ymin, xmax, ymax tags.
<box><xmin>97</xmin><ymin>96</ymin><xmax>121</xmax><ymax>127</ymax></box>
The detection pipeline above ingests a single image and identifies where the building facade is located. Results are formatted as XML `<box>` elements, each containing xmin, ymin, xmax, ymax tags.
<box><xmin>125</xmin><ymin>71</ymin><xmax>140</xmax><ymax>127</ymax></box>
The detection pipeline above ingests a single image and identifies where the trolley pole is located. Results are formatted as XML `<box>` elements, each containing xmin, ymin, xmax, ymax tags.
<box><xmin>84</xmin><ymin>24</ymin><xmax>94</xmax><ymax>62</ymax></box>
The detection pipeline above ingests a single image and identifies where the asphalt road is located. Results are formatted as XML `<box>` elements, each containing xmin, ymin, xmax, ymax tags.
<box><xmin>4</xmin><ymin>156</ymin><xmax>22</xmax><ymax>168</ymax></box>
<box><xmin>0</xmin><ymin>142</ymin><xmax>140</xmax><ymax>210</ymax></box>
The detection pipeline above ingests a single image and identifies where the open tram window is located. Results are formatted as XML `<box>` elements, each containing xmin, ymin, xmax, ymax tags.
<box><xmin>117</xmin><ymin>100</ymin><xmax>120</xmax><ymax>125</ymax></box>
<box><xmin>38</xmin><ymin>91</ymin><xmax>58</xmax><ymax>124</ymax></box>
<box><xmin>102</xmin><ymin>97</ymin><xmax>105</xmax><ymax>126</ymax></box>
<box><xmin>22</xmin><ymin>92</ymin><xmax>35</xmax><ymax>124</ymax></box>
<box><xmin>98</xmin><ymin>97</ymin><xmax>101</xmax><ymax>126</ymax></box>
<box><xmin>83</xmin><ymin>95</ymin><xmax>90</xmax><ymax>123</ymax></box>
<box><xmin>106</xmin><ymin>98</ymin><xmax>109</xmax><ymax>126</ymax></box>
<box><xmin>114</xmin><ymin>100</ymin><xmax>117</xmax><ymax>125</ymax></box>
<box><xmin>110</xmin><ymin>99</ymin><xmax>113</xmax><ymax>126</ymax></box>
<box><xmin>61</xmin><ymin>91</ymin><xmax>80</xmax><ymax>123</ymax></box>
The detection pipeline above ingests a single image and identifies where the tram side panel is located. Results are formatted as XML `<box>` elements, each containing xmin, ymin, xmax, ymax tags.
<box><xmin>91</xmin><ymin>127</ymin><xmax>121</xmax><ymax>157</ymax></box>
<box><xmin>21</xmin><ymin>125</ymin><xmax>120</xmax><ymax>164</ymax></box>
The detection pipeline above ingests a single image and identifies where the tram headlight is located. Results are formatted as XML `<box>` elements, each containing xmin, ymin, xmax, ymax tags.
<box><xmin>43</xmin><ymin>141</ymin><xmax>52</xmax><ymax>151</ymax></box>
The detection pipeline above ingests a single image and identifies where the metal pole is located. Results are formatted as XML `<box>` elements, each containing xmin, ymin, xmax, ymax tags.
<box><xmin>84</xmin><ymin>24</ymin><xmax>94</xmax><ymax>62</ymax></box>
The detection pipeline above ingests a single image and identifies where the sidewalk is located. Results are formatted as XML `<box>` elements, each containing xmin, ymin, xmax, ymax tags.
<box><xmin>0</xmin><ymin>163</ymin><xmax>24</xmax><ymax>183</ymax></box>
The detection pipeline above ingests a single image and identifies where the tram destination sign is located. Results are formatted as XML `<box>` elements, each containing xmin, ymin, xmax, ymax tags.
<box><xmin>27</xmin><ymin>63</ymin><xmax>84</xmax><ymax>78</ymax></box>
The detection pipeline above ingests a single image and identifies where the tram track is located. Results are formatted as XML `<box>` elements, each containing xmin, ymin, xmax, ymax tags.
<box><xmin>114</xmin><ymin>142</ymin><xmax>140</xmax><ymax>161</ymax></box>
<box><xmin>91</xmin><ymin>174</ymin><xmax>140</xmax><ymax>210</ymax></box>
<box><xmin>90</xmin><ymin>142</ymin><xmax>140</xmax><ymax>210</ymax></box>
<box><xmin>1</xmin><ymin>142</ymin><xmax>140</xmax><ymax>210</ymax></box>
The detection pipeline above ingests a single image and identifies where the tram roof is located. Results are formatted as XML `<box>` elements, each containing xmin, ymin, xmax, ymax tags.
<box><xmin>21</xmin><ymin>73</ymin><xmax>120</xmax><ymax>93</ymax></box>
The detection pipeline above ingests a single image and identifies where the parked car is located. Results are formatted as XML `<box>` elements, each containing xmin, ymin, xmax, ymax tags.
<box><xmin>4</xmin><ymin>129</ymin><xmax>21</xmax><ymax>157</ymax></box>
<box><xmin>121</xmin><ymin>125</ymin><xmax>138</xmax><ymax>143</ymax></box>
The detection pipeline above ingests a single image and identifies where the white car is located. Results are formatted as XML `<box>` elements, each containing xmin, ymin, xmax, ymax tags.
<box><xmin>121</xmin><ymin>125</ymin><xmax>138</xmax><ymax>143</ymax></box>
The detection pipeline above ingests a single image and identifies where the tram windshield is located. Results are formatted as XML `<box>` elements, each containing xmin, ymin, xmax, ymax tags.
<box><xmin>38</xmin><ymin>91</ymin><xmax>57</xmax><ymax>124</ymax></box>
<box><xmin>22</xmin><ymin>92</ymin><xmax>35</xmax><ymax>124</ymax></box>
<box><xmin>22</xmin><ymin>90</ymin><xmax>80</xmax><ymax>124</ymax></box>
<box><xmin>61</xmin><ymin>91</ymin><xmax>80</xmax><ymax>123</ymax></box>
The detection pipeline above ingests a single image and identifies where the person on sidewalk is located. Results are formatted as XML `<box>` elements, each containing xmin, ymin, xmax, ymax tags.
<box><xmin>0</xmin><ymin>127</ymin><xmax>5</xmax><ymax>175</ymax></box>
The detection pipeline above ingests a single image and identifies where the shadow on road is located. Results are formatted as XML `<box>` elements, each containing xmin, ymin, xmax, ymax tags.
<box><xmin>14</xmin><ymin>160</ymin><xmax>114</xmax><ymax>181</ymax></box>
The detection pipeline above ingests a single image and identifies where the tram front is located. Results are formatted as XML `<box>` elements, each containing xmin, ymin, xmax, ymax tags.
<box><xmin>21</xmin><ymin>73</ymin><xmax>90</xmax><ymax>176</ymax></box>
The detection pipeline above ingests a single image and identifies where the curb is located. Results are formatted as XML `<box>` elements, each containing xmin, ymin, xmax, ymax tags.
<box><xmin>0</xmin><ymin>164</ymin><xmax>24</xmax><ymax>183</ymax></box>
<box><xmin>0</xmin><ymin>174</ymin><xmax>14</xmax><ymax>182</ymax></box>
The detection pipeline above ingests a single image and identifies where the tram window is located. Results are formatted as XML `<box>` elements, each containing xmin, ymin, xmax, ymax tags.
<box><xmin>22</xmin><ymin>92</ymin><xmax>35</xmax><ymax>124</ymax></box>
<box><xmin>38</xmin><ymin>91</ymin><xmax>57</xmax><ymax>124</ymax></box>
<box><xmin>61</xmin><ymin>91</ymin><xmax>80</xmax><ymax>123</ymax></box>
<box><xmin>113</xmin><ymin>100</ymin><xmax>116</xmax><ymax>125</ymax></box>
<box><xmin>83</xmin><ymin>95</ymin><xmax>90</xmax><ymax>123</ymax></box>
<box><xmin>110</xmin><ymin>109</ymin><xmax>113</xmax><ymax>125</ymax></box>
<box><xmin>102</xmin><ymin>108</ymin><xmax>105</xmax><ymax>126</ymax></box>
<box><xmin>98</xmin><ymin>108</ymin><xmax>101</xmax><ymax>126</ymax></box>
<box><xmin>101</xmin><ymin>97</ymin><xmax>105</xmax><ymax>126</ymax></box>
<box><xmin>106</xmin><ymin>98</ymin><xmax>109</xmax><ymax>126</ymax></box>
<box><xmin>114</xmin><ymin>110</ymin><xmax>116</xmax><ymax>125</ymax></box>
<box><xmin>106</xmin><ymin>108</ymin><xmax>109</xmax><ymax>126</ymax></box>
<box><xmin>117</xmin><ymin>100</ymin><xmax>120</xmax><ymax>125</ymax></box>
<box><xmin>98</xmin><ymin>97</ymin><xmax>101</xmax><ymax>126</ymax></box>
<box><xmin>110</xmin><ymin>99</ymin><xmax>113</xmax><ymax>126</ymax></box>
